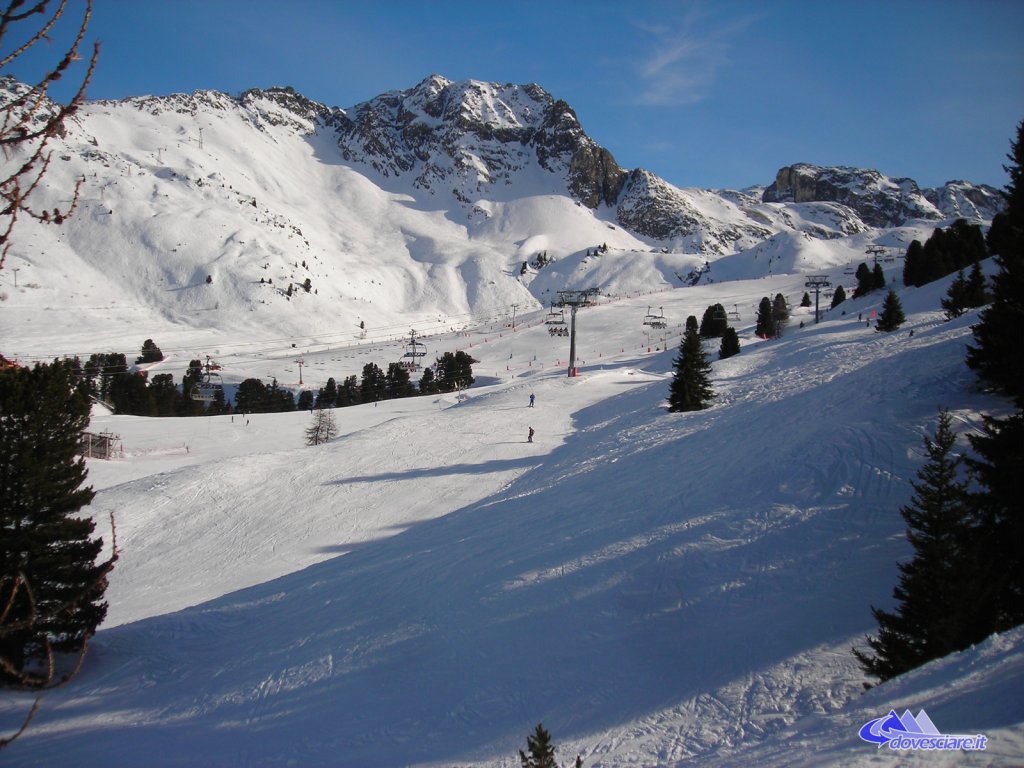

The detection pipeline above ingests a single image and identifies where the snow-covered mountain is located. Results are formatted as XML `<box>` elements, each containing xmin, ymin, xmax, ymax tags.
<box><xmin>0</xmin><ymin>73</ymin><xmax>1005</xmax><ymax>363</ymax></box>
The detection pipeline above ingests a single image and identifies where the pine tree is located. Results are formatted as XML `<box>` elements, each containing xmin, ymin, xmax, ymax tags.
<box><xmin>872</xmin><ymin>263</ymin><xmax>885</xmax><ymax>291</ymax></box>
<box><xmin>772</xmin><ymin>293</ymin><xmax>789</xmax><ymax>336</ymax></box>
<box><xmin>941</xmin><ymin>269</ymin><xmax>969</xmax><ymax>320</ymax></box>
<box><xmin>966</xmin><ymin>120</ymin><xmax>1024</xmax><ymax>406</ymax></box>
<box><xmin>315</xmin><ymin>377</ymin><xmax>338</xmax><ymax>409</ymax></box>
<box><xmin>830</xmin><ymin>284</ymin><xmax>847</xmax><ymax>309</ymax></box>
<box><xmin>519</xmin><ymin>723</ymin><xmax>557</xmax><ymax>768</ymax></box>
<box><xmin>718</xmin><ymin>327</ymin><xmax>741</xmax><ymax>360</ymax></box>
<box><xmin>360</xmin><ymin>362</ymin><xmax>386</xmax><ymax>403</ymax></box>
<box><xmin>852</xmin><ymin>262</ymin><xmax>874</xmax><ymax>298</ymax></box>
<box><xmin>800</xmin><ymin>292</ymin><xmax>812</xmax><ymax>308</ymax></box>
<box><xmin>0</xmin><ymin>360</ymin><xmax>115</xmax><ymax>686</ymax></box>
<box><xmin>418</xmin><ymin>366</ymin><xmax>438</xmax><ymax>395</ymax></box>
<box><xmin>964</xmin><ymin>260</ymin><xmax>989</xmax><ymax>309</ymax></box>
<box><xmin>964</xmin><ymin>411</ymin><xmax>1024</xmax><ymax>634</ymax></box>
<box><xmin>668</xmin><ymin>328</ymin><xmax>715</xmax><ymax>412</ymax></box>
<box><xmin>903</xmin><ymin>240</ymin><xmax>925</xmax><ymax>287</ymax></box>
<box><xmin>854</xmin><ymin>411</ymin><xmax>974</xmax><ymax>682</ymax></box>
<box><xmin>754</xmin><ymin>297</ymin><xmax>774</xmax><ymax>338</ymax></box>
<box><xmin>875</xmin><ymin>289</ymin><xmax>905</xmax><ymax>332</ymax></box>
<box><xmin>135</xmin><ymin>339</ymin><xmax>164</xmax><ymax>364</ymax></box>
<box><xmin>698</xmin><ymin>304</ymin><xmax>728</xmax><ymax>338</ymax></box>
<box><xmin>685</xmin><ymin>315</ymin><xmax>698</xmax><ymax>335</ymax></box>
<box><xmin>385</xmin><ymin>362</ymin><xmax>415</xmax><ymax>399</ymax></box>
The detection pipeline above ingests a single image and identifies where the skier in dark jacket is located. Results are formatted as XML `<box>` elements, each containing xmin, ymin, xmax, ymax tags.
<box><xmin>528</xmin><ymin>426</ymin><xmax>534</xmax><ymax>443</ymax></box>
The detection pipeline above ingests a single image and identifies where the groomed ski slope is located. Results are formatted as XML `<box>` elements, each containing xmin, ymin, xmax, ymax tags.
<box><xmin>2</xmin><ymin>270</ymin><xmax>1022</xmax><ymax>767</ymax></box>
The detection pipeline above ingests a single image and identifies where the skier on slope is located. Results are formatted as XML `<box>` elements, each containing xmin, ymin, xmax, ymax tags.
<box><xmin>528</xmin><ymin>426</ymin><xmax>534</xmax><ymax>443</ymax></box>
<box><xmin>529</xmin><ymin>393</ymin><xmax>535</xmax><ymax>408</ymax></box>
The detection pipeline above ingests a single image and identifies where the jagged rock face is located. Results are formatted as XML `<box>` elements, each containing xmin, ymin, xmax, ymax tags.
<box><xmin>763</xmin><ymin>163</ymin><xmax>943</xmax><ymax>227</ymax></box>
<box><xmin>923</xmin><ymin>180</ymin><xmax>1005</xmax><ymax>221</ymax></box>
<box><xmin>616</xmin><ymin>169</ymin><xmax>774</xmax><ymax>254</ymax></box>
<box><xmin>335</xmin><ymin>75</ymin><xmax>624</xmax><ymax>207</ymax></box>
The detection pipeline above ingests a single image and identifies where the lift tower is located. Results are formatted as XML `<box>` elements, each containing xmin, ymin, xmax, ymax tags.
<box><xmin>554</xmin><ymin>288</ymin><xmax>601</xmax><ymax>377</ymax></box>
<box><xmin>805</xmin><ymin>275</ymin><xmax>832</xmax><ymax>324</ymax></box>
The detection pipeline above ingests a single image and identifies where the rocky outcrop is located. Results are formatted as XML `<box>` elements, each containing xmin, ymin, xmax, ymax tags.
<box><xmin>762</xmin><ymin>163</ymin><xmax>942</xmax><ymax>227</ymax></box>
<box><xmin>923</xmin><ymin>180</ymin><xmax>1005</xmax><ymax>222</ymax></box>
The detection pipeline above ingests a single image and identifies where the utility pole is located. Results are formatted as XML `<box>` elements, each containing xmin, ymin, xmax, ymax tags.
<box><xmin>12</xmin><ymin>268</ymin><xmax>19</xmax><ymax>287</ymax></box>
<box><xmin>554</xmin><ymin>288</ymin><xmax>600</xmax><ymax>377</ymax></box>
<box><xmin>805</xmin><ymin>275</ymin><xmax>832</xmax><ymax>324</ymax></box>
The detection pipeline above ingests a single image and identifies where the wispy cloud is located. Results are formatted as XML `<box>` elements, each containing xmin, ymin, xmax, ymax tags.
<box><xmin>630</xmin><ymin>7</ymin><xmax>755</xmax><ymax>107</ymax></box>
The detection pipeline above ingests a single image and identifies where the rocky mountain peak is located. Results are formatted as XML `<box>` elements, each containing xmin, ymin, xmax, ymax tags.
<box><xmin>334</xmin><ymin>75</ymin><xmax>623</xmax><ymax>207</ymax></box>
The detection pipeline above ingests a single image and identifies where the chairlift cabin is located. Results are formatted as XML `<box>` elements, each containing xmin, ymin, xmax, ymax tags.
<box><xmin>400</xmin><ymin>329</ymin><xmax>428</xmax><ymax>371</ymax></box>
<box><xmin>643</xmin><ymin>306</ymin><xmax>667</xmax><ymax>329</ymax></box>
<box><xmin>191</xmin><ymin>357</ymin><xmax>224</xmax><ymax>402</ymax></box>
<box><xmin>545</xmin><ymin>307</ymin><xmax>566</xmax><ymax>326</ymax></box>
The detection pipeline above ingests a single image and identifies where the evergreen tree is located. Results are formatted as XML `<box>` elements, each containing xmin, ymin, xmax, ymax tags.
<box><xmin>235</xmin><ymin>378</ymin><xmax>267</xmax><ymax>414</ymax></box>
<box><xmin>854</xmin><ymin>411</ymin><xmax>974</xmax><ymax>682</ymax></box>
<box><xmin>964</xmin><ymin>260</ymin><xmax>989</xmax><ymax>309</ymax></box>
<box><xmin>315</xmin><ymin>377</ymin><xmax>338</xmax><ymax>409</ymax></box>
<box><xmin>941</xmin><ymin>269</ymin><xmax>969</xmax><ymax>320</ymax></box>
<box><xmin>338</xmin><ymin>375</ymin><xmax>360</xmax><ymax>407</ymax></box>
<box><xmin>685</xmin><ymin>315</ymin><xmax>698</xmax><ymax>335</ymax></box>
<box><xmin>872</xmin><ymin>263</ymin><xmax>886</xmax><ymax>291</ymax></box>
<box><xmin>800</xmin><ymin>291</ymin><xmax>812</xmax><ymax>308</ymax></box>
<box><xmin>875</xmin><ymin>289</ymin><xmax>906</xmax><ymax>332</ymax></box>
<box><xmin>418</xmin><ymin>366</ymin><xmax>438</xmax><ymax>395</ymax></box>
<box><xmin>852</xmin><ymin>262</ymin><xmax>874</xmax><ymax>298</ymax></box>
<box><xmin>967</xmin><ymin>120</ymin><xmax>1024</xmax><ymax>405</ymax></box>
<box><xmin>772</xmin><ymin>293</ymin><xmax>789</xmax><ymax>336</ymax></box>
<box><xmin>698</xmin><ymin>304</ymin><xmax>728</xmax><ymax>338</ymax></box>
<box><xmin>297</xmin><ymin>390</ymin><xmax>314</xmax><ymax>411</ymax></box>
<box><xmin>668</xmin><ymin>328</ymin><xmax>715</xmax><ymax>412</ymax></box>
<box><xmin>902</xmin><ymin>240</ymin><xmax>925</xmax><ymax>287</ymax></box>
<box><xmin>435</xmin><ymin>351</ymin><xmax>476</xmax><ymax>392</ymax></box>
<box><xmin>519</xmin><ymin>723</ymin><xmax>557</xmax><ymax>768</ymax></box>
<box><xmin>264</xmin><ymin>379</ymin><xmax>295</xmax><ymax>412</ymax></box>
<box><xmin>964</xmin><ymin>412</ymin><xmax>1024</xmax><ymax>633</ymax></box>
<box><xmin>135</xmin><ymin>339</ymin><xmax>164</xmax><ymax>364</ymax></box>
<box><xmin>0</xmin><ymin>360</ymin><xmax>115</xmax><ymax>685</ymax></box>
<box><xmin>754</xmin><ymin>297</ymin><xmax>774</xmax><ymax>338</ymax></box>
<box><xmin>830</xmin><ymin>284</ymin><xmax>847</xmax><ymax>309</ymax></box>
<box><xmin>360</xmin><ymin>363</ymin><xmax>386</xmax><ymax>403</ymax></box>
<box><xmin>718</xmin><ymin>327</ymin><xmax>741</xmax><ymax>360</ymax></box>
<box><xmin>385</xmin><ymin>363</ymin><xmax>415</xmax><ymax>399</ymax></box>
<box><xmin>149</xmin><ymin>373</ymin><xmax>178</xmax><ymax>417</ymax></box>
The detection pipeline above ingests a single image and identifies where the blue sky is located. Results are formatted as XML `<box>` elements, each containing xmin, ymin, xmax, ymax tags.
<box><xmin>6</xmin><ymin>0</ymin><xmax>1023</xmax><ymax>190</ymax></box>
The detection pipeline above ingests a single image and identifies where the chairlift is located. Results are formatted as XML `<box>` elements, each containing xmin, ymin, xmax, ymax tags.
<box><xmin>643</xmin><ymin>306</ymin><xmax>667</xmax><ymax>329</ymax></box>
<box><xmin>400</xmin><ymin>329</ymin><xmax>428</xmax><ymax>372</ymax></box>
<box><xmin>544</xmin><ymin>307</ymin><xmax>566</xmax><ymax>326</ymax></box>
<box><xmin>191</xmin><ymin>357</ymin><xmax>224</xmax><ymax>402</ymax></box>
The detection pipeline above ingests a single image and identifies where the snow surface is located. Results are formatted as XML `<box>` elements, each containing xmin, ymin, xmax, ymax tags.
<box><xmin>2</xmin><ymin>263</ymin><xmax>1023</xmax><ymax>767</ymax></box>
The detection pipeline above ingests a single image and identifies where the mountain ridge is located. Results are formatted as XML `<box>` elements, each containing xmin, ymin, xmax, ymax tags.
<box><xmin>0</xmin><ymin>73</ymin><xmax>1006</xmax><ymax>357</ymax></box>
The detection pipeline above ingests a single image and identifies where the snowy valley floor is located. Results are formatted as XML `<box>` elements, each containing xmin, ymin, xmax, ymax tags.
<box><xmin>2</xmin><ymin>277</ymin><xmax>1023</xmax><ymax>767</ymax></box>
